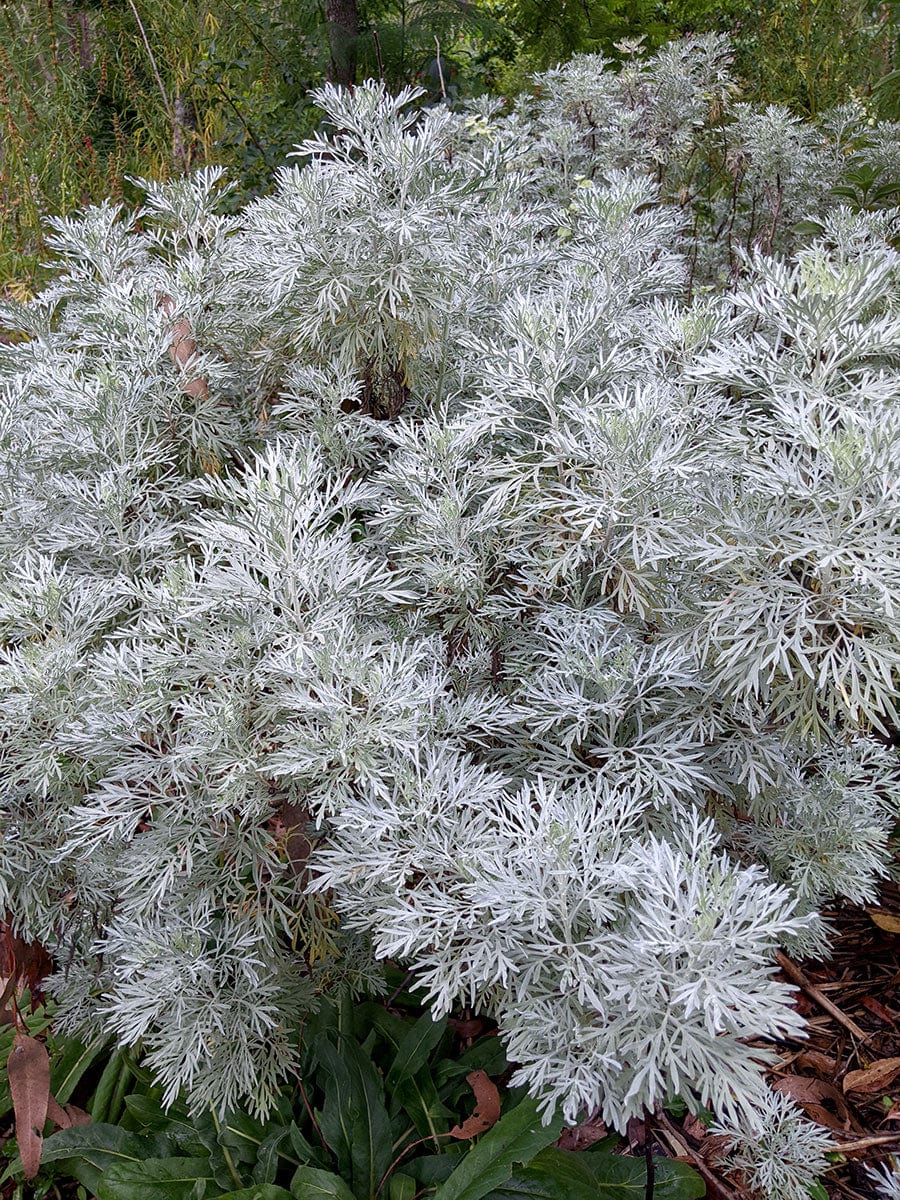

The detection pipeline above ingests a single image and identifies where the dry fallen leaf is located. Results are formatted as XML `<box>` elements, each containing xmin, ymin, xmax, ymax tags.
<box><xmin>8</xmin><ymin>1033</ymin><xmax>50</xmax><ymax>1179</ymax></box>
<box><xmin>861</xmin><ymin>996</ymin><xmax>898</xmax><ymax>1027</ymax></box>
<box><xmin>773</xmin><ymin>1075</ymin><xmax>853</xmax><ymax>1133</ymax></box>
<box><xmin>695</xmin><ymin>1133</ymin><xmax>733</xmax><ymax>1165</ymax></box>
<box><xmin>447</xmin><ymin>1017</ymin><xmax>486</xmax><ymax>1041</ymax></box>
<box><xmin>866</xmin><ymin>909</ymin><xmax>900</xmax><ymax>934</ymax></box>
<box><xmin>843</xmin><ymin>1058</ymin><xmax>900</xmax><ymax>1095</ymax></box>
<box><xmin>556</xmin><ymin>1113</ymin><xmax>608</xmax><ymax>1151</ymax></box>
<box><xmin>795</xmin><ymin>1049</ymin><xmax>839</xmax><ymax>1077</ymax></box>
<box><xmin>448</xmin><ymin>1069</ymin><xmax>501</xmax><ymax>1139</ymax></box>
<box><xmin>45</xmin><ymin>1095</ymin><xmax>69</xmax><ymax>1129</ymax></box>
<box><xmin>46</xmin><ymin>1094</ymin><xmax>90</xmax><ymax>1129</ymax></box>
<box><xmin>680</xmin><ymin>1114</ymin><xmax>709</xmax><ymax>1142</ymax></box>
<box><xmin>0</xmin><ymin>926</ymin><xmax>53</xmax><ymax>998</ymax></box>
<box><xmin>158</xmin><ymin>293</ymin><xmax>210</xmax><ymax>403</ymax></box>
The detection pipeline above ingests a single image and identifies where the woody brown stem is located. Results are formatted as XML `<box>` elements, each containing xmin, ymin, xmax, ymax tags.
<box><xmin>775</xmin><ymin>952</ymin><xmax>868</xmax><ymax>1042</ymax></box>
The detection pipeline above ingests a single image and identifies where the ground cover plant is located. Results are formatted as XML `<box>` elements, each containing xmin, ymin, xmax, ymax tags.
<box><xmin>1</xmin><ymin>37</ymin><xmax>900</xmax><ymax>1198</ymax></box>
<box><xmin>0</xmin><ymin>990</ymin><xmax>705</xmax><ymax>1199</ymax></box>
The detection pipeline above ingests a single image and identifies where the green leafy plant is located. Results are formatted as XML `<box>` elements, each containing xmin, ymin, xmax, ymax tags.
<box><xmin>0</xmin><ymin>0</ymin><xmax>325</xmax><ymax>289</ymax></box>
<box><xmin>4</xmin><ymin>997</ymin><xmax>703</xmax><ymax>1199</ymax></box>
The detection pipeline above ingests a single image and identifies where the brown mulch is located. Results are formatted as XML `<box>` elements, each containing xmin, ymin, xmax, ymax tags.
<box><xmin>646</xmin><ymin>883</ymin><xmax>900</xmax><ymax>1199</ymax></box>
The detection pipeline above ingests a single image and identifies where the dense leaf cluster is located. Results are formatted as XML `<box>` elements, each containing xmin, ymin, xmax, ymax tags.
<box><xmin>22</xmin><ymin>999</ymin><xmax>703</xmax><ymax>1199</ymax></box>
<box><xmin>1</xmin><ymin>41</ymin><xmax>899</xmax><ymax>1197</ymax></box>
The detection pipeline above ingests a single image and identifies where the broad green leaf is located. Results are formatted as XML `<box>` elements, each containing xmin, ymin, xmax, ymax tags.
<box><xmin>96</xmin><ymin>1156</ymin><xmax>215</xmax><ymax>1200</ymax></box>
<box><xmin>792</xmin><ymin>219</ymin><xmax>826</xmax><ymax>237</ymax></box>
<box><xmin>436</xmin><ymin>1039</ymin><xmax>507</xmax><ymax>1097</ymax></box>
<box><xmin>90</xmin><ymin>1048</ymin><xmax>128</xmax><ymax>1124</ymax></box>
<box><xmin>482</xmin><ymin>1151</ymin><xmax>598</xmax><ymax>1200</ymax></box>
<box><xmin>193</xmin><ymin>1109</ymin><xmax>253</xmax><ymax>1190</ymax></box>
<box><xmin>316</xmin><ymin>1036</ymin><xmax>393</xmax><ymax>1200</ymax></box>
<box><xmin>50</xmin><ymin>1035</ymin><xmax>108</xmax><ymax>1105</ymax></box>
<box><xmin>314</xmin><ymin>1039</ymin><xmax>354</xmax><ymax>1180</ymax></box>
<box><xmin>123</xmin><ymin>1095</ymin><xmax>208</xmax><ymax>1156</ymax></box>
<box><xmin>253</xmin><ymin>1126</ymin><xmax>295</xmax><ymax>1184</ymax></box>
<box><xmin>219</xmin><ymin>1188</ymin><xmax>294</xmax><ymax>1200</ymax></box>
<box><xmin>648</xmin><ymin>1160</ymin><xmax>706</xmax><ymax>1199</ymax></box>
<box><xmin>583</xmin><ymin>1151</ymin><xmax>705</xmax><ymax>1199</ymax></box>
<box><xmin>291</xmin><ymin>1164</ymin><xmax>356</xmax><ymax>1200</ymax></box>
<box><xmin>386</xmin><ymin>1013</ymin><xmax>447</xmax><ymax>1089</ymax></box>
<box><xmin>432</xmin><ymin>1098</ymin><xmax>564</xmax><ymax>1200</ymax></box>
<box><xmin>123</xmin><ymin>1094</ymin><xmax>169</xmax><ymax>1128</ymax></box>
<box><xmin>288</xmin><ymin>1119</ymin><xmax>326</xmax><ymax>1167</ymax></box>
<box><xmin>405</xmin><ymin>1150</ymin><xmax>465</xmax><ymax>1187</ymax></box>
<box><xmin>395</xmin><ymin>1068</ymin><xmax>454</xmax><ymax>1143</ymax></box>
<box><xmin>482</xmin><ymin>1147</ymin><xmax>705</xmax><ymax>1199</ymax></box>
<box><xmin>355</xmin><ymin>1005</ymin><xmax>406</xmax><ymax>1054</ymax></box>
<box><xmin>388</xmin><ymin>1173</ymin><xmax>417</xmax><ymax>1200</ymax></box>
<box><xmin>221</xmin><ymin>1110</ymin><xmax>269</xmax><ymax>1162</ymax></box>
<box><xmin>38</xmin><ymin>1126</ymin><xmax>177</xmax><ymax>1195</ymax></box>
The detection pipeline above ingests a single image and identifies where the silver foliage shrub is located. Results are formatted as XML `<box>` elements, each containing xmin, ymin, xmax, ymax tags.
<box><xmin>869</xmin><ymin>1162</ymin><xmax>900</xmax><ymax>1200</ymax></box>
<box><xmin>1</xmin><ymin>39</ymin><xmax>898</xmax><ymax>1194</ymax></box>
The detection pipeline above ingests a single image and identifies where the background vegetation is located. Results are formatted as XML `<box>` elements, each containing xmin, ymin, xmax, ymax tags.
<box><xmin>1</xmin><ymin>0</ymin><xmax>899</xmax><ymax>289</ymax></box>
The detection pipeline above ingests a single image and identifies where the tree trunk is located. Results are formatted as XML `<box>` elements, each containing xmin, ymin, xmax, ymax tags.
<box><xmin>325</xmin><ymin>0</ymin><xmax>359</xmax><ymax>88</ymax></box>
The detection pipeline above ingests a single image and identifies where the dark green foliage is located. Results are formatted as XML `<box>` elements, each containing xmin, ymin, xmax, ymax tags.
<box><xmin>2</xmin><ymin>997</ymin><xmax>704</xmax><ymax>1199</ymax></box>
<box><xmin>473</xmin><ymin>0</ymin><xmax>897</xmax><ymax>114</ymax></box>
<box><xmin>0</xmin><ymin>0</ymin><xmax>324</xmax><ymax>287</ymax></box>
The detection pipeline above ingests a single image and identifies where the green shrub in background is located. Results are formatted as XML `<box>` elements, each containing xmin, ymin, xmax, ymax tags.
<box><xmin>2</xmin><ymin>0</ymin><xmax>900</xmax><ymax>290</ymax></box>
<box><xmin>468</xmin><ymin>0</ymin><xmax>898</xmax><ymax>112</ymax></box>
<box><xmin>0</xmin><ymin>0</ymin><xmax>325</xmax><ymax>290</ymax></box>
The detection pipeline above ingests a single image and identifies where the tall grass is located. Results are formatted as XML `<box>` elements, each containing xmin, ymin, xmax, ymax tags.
<box><xmin>0</xmin><ymin>0</ymin><xmax>323</xmax><ymax>292</ymax></box>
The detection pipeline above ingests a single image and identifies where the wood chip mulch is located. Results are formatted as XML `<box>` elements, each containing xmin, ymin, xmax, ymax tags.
<box><xmin>646</xmin><ymin>882</ymin><xmax>900</xmax><ymax>1198</ymax></box>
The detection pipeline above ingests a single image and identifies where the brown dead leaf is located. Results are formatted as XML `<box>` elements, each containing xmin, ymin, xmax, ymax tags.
<box><xmin>157</xmin><ymin>293</ymin><xmax>210</xmax><ymax>404</ymax></box>
<box><xmin>46</xmin><ymin>1094</ymin><xmax>70</xmax><ymax>1129</ymax></box>
<box><xmin>45</xmin><ymin>1094</ymin><xmax>89</xmax><ymax>1129</ymax></box>
<box><xmin>773</xmin><ymin>1075</ymin><xmax>853</xmax><ymax>1133</ymax></box>
<box><xmin>8</xmin><ymin>1033</ymin><xmax>50</xmax><ymax>1179</ymax></box>
<box><xmin>867</xmin><ymin>909</ymin><xmax>900</xmax><ymax>934</ymax></box>
<box><xmin>0</xmin><ymin>926</ymin><xmax>53</xmax><ymax>999</ymax></box>
<box><xmin>556</xmin><ymin>1114</ymin><xmax>608</xmax><ymax>1151</ymax></box>
<box><xmin>843</xmin><ymin>1058</ymin><xmax>900</xmax><ymax>1095</ymax></box>
<box><xmin>861</xmin><ymin>996</ymin><xmax>897</xmax><ymax>1027</ymax></box>
<box><xmin>673</xmin><ymin>1114</ymin><xmax>733</xmax><ymax>1166</ymax></box>
<box><xmin>795</xmin><ymin>1049</ymin><xmax>839</xmax><ymax>1077</ymax></box>
<box><xmin>680</xmin><ymin>1114</ymin><xmax>707</xmax><ymax>1141</ymax></box>
<box><xmin>625</xmin><ymin>1115</ymin><xmax>650</xmax><ymax>1153</ymax></box>
<box><xmin>448</xmin><ymin>1070</ymin><xmax>501</xmax><ymax>1139</ymax></box>
<box><xmin>448</xmin><ymin>1017</ymin><xmax>487</xmax><ymax>1041</ymax></box>
<box><xmin>695</xmin><ymin>1134</ymin><xmax>733</xmax><ymax>1165</ymax></box>
<box><xmin>268</xmin><ymin>801</ymin><xmax>313</xmax><ymax>882</ymax></box>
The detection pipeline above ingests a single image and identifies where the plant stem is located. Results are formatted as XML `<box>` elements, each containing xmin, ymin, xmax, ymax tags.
<box><xmin>775</xmin><ymin>951</ymin><xmax>867</xmax><ymax>1041</ymax></box>
<box><xmin>644</xmin><ymin>1107</ymin><xmax>655</xmax><ymax>1200</ymax></box>
<box><xmin>209</xmin><ymin>1108</ymin><xmax>244</xmax><ymax>1190</ymax></box>
<box><xmin>124</xmin><ymin>0</ymin><xmax>184</xmax><ymax>170</ymax></box>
